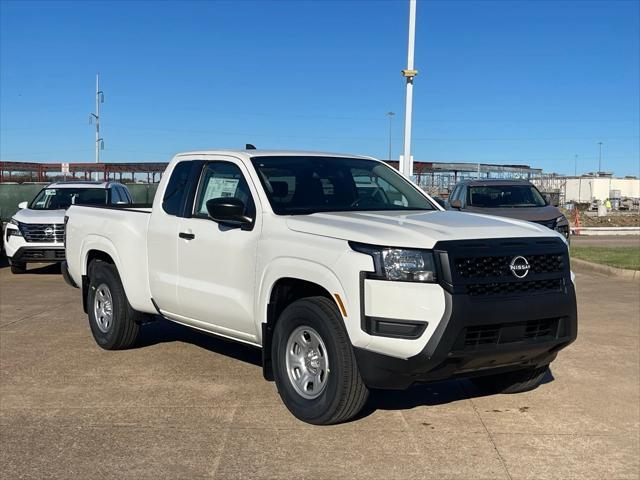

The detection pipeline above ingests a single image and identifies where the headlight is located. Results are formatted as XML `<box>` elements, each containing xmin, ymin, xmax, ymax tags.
<box><xmin>554</xmin><ymin>216</ymin><xmax>570</xmax><ymax>239</ymax></box>
<box><xmin>350</xmin><ymin>242</ymin><xmax>437</xmax><ymax>283</ymax></box>
<box><xmin>6</xmin><ymin>219</ymin><xmax>22</xmax><ymax>238</ymax></box>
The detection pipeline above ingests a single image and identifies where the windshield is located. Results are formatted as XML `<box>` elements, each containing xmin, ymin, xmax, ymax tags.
<box><xmin>251</xmin><ymin>156</ymin><xmax>435</xmax><ymax>215</ymax></box>
<box><xmin>468</xmin><ymin>185</ymin><xmax>547</xmax><ymax>208</ymax></box>
<box><xmin>29</xmin><ymin>188</ymin><xmax>108</xmax><ymax>210</ymax></box>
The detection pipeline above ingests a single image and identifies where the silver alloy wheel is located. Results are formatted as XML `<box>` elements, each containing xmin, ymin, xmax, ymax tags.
<box><xmin>93</xmin><ymin>283</ymin><xmax>114</xmax><ymax>333</ymax></box>
<box><xmin>285</xmin><ymin>325</ymin><xmax>330</xmax><ymax>400</ymax></box>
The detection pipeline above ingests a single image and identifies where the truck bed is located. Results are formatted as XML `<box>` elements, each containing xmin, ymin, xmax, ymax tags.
<box><xmin>65</xmin><ymin>204</ymin><xmax>155</xmax><ymax>313</ymax></box>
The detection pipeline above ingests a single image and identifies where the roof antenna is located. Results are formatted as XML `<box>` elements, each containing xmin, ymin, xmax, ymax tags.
<box><xmin>245</xmin><ymin>144</ymin><xmax>256</xmax><ymax>150</ymax></box>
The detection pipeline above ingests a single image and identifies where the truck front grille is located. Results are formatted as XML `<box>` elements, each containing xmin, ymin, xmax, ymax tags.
<box><xmin>19</xmin><ymin>223</ymin><xmax>65</xmax><ymax>243</ymax></box>
<box><xmin>436</xmin><ymin>237</ymin><xmax>570</xmax><ymax>298</ymax></box>
<box><xmin>455</xmin><ymin>253</ymin><xmax>564</xmax><ymax>279</ymax></box>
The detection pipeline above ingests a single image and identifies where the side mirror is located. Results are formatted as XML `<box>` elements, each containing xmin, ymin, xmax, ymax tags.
<box><xmin>18</xmin><ymin>201</ymin><xmax>28</xmax><ymax>209</ymax></box>
<box><xmin>450</xmin><ymin>199</ymin><xmax>462</xmax><ymax>210</ymax></box>
<box><xmin>206</xmin><ymin>197</ymin><xmax>252</xmax><ymax>229</ymax></box>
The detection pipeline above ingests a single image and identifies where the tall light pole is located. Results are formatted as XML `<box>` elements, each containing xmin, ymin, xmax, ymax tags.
<box><xmin>90</xmin><ymin>74</ymin><xmax>105</xmax><ymax>180</ymax></box>
<box><xmin>574</xmin><ymin>154</ymin><xmax>578</xmax><ymax>176</ymax></box>
<box><xmin>386</xmin><ymin>112</ymin><xmax>395</xmax><ymax>160</ymax></box>
<box><xmin>401</xmin><ymin>0</ymin><xmax>417</xmax><ymax>178</ymax></box>
<box><xmin>597</xmin><ymin>142</ymin><xmax>603</xmax><ymax>174</ymax></box>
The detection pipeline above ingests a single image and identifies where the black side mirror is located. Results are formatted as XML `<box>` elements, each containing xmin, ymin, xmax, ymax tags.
<box><xmin>450</xmin><ymin>199</ymin><xmax>462</xmax><ymax>210</ymax></box>
<box><xmin>206</xmin><ymin>197</ymin><xmax>253</xmax><ymax>229</ymax></box>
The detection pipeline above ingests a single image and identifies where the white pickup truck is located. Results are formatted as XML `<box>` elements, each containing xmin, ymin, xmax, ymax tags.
<box><xmin>63</xmin><ymin>150</ymin><xmax>577</xmax><ymax>425</ymax></box>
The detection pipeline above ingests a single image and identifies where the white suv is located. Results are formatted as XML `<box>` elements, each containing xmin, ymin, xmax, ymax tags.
<box><xmin>5</xmin><ymin>181</ymin><xmax>132</xmax><ymax>273</ymax></box>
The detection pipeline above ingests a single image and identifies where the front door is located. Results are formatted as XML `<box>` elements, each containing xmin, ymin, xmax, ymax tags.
<box><xmin>176</xmin><ymin>159</ymin><xmax>261</xmax><ymax>341</ymax></box>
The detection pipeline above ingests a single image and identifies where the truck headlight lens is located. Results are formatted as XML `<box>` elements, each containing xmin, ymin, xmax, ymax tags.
<box><xmin>350</xmin><ymin>242</ymin><xmax>437</xmax><ymax>283</ymax></box>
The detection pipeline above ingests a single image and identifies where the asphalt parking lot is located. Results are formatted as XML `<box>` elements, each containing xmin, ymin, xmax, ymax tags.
<box><xmin>1</xmin><ymin>259</ymin><xmax>638</xmax><ymax>479</ymax></box>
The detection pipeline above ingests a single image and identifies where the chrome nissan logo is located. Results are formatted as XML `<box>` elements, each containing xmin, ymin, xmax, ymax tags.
<box><xmin>509</xmin><ymin>256</ymin><xmax>530</xmax><ymax>279</ymax></box>
<box><xmin>44</xmin><ymin>227</ymin><xmax>54</xmax><ymax>236</ymax></box>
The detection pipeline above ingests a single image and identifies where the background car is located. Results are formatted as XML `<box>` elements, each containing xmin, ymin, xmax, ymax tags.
<box><xmin>4</xmin><ymin>181</ymin><xmax>132</xmax><ymax>274</ymax></box>
<box><xmin>447</xmin><ymin>179</ymin><xmax>570</xmax><ymax>240</ymax></box>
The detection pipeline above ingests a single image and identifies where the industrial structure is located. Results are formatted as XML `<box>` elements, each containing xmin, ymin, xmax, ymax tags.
<box><xmin>1</xmin><ymin>160</ymin><xmax>637</xmax><ymax>206</ymax></box>
<box><xmin>0</xmin><ymin>161</ymin><xmax>166</xmax><ymax>184</ymax></box>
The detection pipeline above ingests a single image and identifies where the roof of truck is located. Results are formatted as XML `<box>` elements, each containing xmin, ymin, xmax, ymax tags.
<box><xmin>175</xmin><ymin>150</ymin><xmax>375</xmax><ymax>160</ymax></box>
<box><xmin>46</xmin><ymin>181</ymin><xmax>124</xmax><ymax>189</ymax></box>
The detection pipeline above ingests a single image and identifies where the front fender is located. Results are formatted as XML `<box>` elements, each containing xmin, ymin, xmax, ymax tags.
<box><xmin>257</xmin><ymin>257</ymin><xmax>350</xmax><ymax>339</ymax></box>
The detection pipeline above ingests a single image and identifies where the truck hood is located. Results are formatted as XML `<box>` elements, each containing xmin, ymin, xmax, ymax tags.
<box><xmin>12</xmin><ymin>208</ymin><xmax>66</xmax><ymax>224</ymax></box>
<box><xmin>286</xmin><ymin>210</ymin><xmax>561</xmax><ymax>248</ymax></box>
<box><xmin>462</xmin><ymin>205</ymin><xmax>563</xmax><ymax>223</ymax></box>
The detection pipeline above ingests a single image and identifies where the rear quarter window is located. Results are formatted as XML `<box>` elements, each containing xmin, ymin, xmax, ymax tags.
<box><xmin>162</xmin><ymin>161</ymin><xmax>192</xmax><ymax>216</ymax></box>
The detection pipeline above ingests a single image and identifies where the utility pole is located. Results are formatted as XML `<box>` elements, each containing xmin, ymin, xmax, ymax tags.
<box><xmin>597</xmin><ymin>142</ymin><xmax>603</xmax><ymax>174</ymax></box>
<box><xmin>400</xmin><ymin>0</ymin><xmax>417</xmax><ymax>178</ymax></box>
<box><xmin>386</xmin><ymin>112</ymin><xmax>395</xmax><ymax>160</ymax></box>
<box><xmin>90</xmin><ymin>74</ymin><xmax>105</xmax><ymax>180</ymax></box>
<box><xmin>574</xmin><ymin>154</ymin><xmax>578</xmax><ymax>176</ymax></box>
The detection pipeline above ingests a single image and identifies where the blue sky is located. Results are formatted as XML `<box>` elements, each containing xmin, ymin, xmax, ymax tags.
<box><xmin>1</xmin><ymin>0</ymin><xmax>639</xmax><ymax>176</ymax></box>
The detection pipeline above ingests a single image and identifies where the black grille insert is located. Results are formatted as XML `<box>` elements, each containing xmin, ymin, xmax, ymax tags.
<box><xmin>455</xmin><ymin>253</ymin><xmax>564</xmax><ymax>279</ymax></box>
<box><xmin>457</xmin><ymin>318</ymin><xmax>561</xmax><ymax>351</ymax></box>
<box><xmin>467</xmin><ymin>278</ymin><xmax>565</xmax><ymax>296</ymax></box>
<box><xmin>17</xmin><ymin>249</ymin><xmax>65</xmax><ymax>261</ymax></box>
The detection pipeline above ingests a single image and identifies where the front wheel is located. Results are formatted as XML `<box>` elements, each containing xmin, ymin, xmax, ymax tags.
<box><xmin>272</xmin><ymin>296</ymin><xmax>369</xmax><ymax>425</ymax></box>
<box><xmin>471</xmin><ymin>366</ymin><xmax>550</xmax><ymax>394</ymax></box>
<box><xmin>10</xmin><ymin>261</ymin><xmax>26</xmax><ymax>274</ymax></box>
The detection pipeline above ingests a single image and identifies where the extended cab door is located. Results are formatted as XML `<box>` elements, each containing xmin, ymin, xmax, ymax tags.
<box><xmin>147</xmin><ymin>160</ymin><xmax>202</xmax><ymax>315</ymax></box>
<box><xmin>175</xmin><ymin>159</ymin><xmax>261</xmax><ymax>341</ymax></box>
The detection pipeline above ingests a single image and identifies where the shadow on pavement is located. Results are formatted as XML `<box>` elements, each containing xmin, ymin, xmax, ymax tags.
<box><xmin>139</xmin><ymin>317</ymin><xmax>262</xmax><ymax>367</ymax></box>
<box><xmin>0</xmin><ymin>254</ymin><xmax>62</xmax><ymax>275</ymax></box>
<box><xmin>137</xmin><ymin>315</ymin><xmax>555</xmax><ymax>417</ymax></box>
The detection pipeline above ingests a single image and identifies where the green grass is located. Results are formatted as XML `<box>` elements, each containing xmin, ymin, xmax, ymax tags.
<box><xmin>571</xmin><ymin>246</ymin><xmax>640</xmax><ymax>271</ymax></box>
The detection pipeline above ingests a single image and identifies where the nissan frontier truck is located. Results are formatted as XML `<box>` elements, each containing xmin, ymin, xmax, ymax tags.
<box><xmin>63</xmin><ymin>150</ymin><xmax>577</xmax><ymax>425</ymax></box>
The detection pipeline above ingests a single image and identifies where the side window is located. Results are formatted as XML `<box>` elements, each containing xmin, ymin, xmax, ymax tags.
<box><xmin>110</xmin><ymin>187</ymin><xmax>122</xmax><ymax>204</ymax></box>
<box><xmin>193</xmin><ymin>162</ymin><xmax>254</xmax><ymax>219</ymax></box>
<box><xmin>449</xmin><ymin>186</ymin><xmax>460</xmax><ymax>203</ymax></box>
<box><xmin>163</xmin><ymin>161</ymin><xmax>192</xmax><ymax>216</ymax></box>
<box><xmin>460</xmin><ymin>186</ymin><xmax>468</xmax><ymax>207</ymax></box>
<box><xmin>119</xmin><ymin>186</ymin><xmax>132</xmax><ymax>204</ymax></box>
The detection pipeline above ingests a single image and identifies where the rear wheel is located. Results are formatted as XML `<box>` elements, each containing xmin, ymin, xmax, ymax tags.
<box><xmin>272</xmin><ymin>296</ymin><xmax>369</xmax><ymax>425</ymax></box>
<box><xmin>471</xmin><ymin>366</ymin><xmax>550</xmax><ymax>394</ymax></box>
<box><xmin>10</xmin><ymin>261</ymin><xmax>26</xmax><ymax>274</ymax></box>
<box><xmin>87</xmin><ymin>260</ymin><xmax>141</xmax><ymax>350</ymax></box>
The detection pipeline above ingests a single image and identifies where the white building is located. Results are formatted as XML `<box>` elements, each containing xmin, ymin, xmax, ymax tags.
<box><xmin>564</xmin><ymin>176</ymin><xmax>640</xmax><ymax>202</ymax></box>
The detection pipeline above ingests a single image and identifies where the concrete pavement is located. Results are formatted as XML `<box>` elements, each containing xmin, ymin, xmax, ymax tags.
<box><xmin>1</xmin><ymin>260</ymin><xmax>638</xmax><ymax>479</ymax></box>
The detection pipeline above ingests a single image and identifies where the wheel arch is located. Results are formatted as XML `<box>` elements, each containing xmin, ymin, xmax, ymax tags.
<box><xmin>260</xmin><ymin>265</ymin><xmax>349</xmax><ymax>381</ymax></box>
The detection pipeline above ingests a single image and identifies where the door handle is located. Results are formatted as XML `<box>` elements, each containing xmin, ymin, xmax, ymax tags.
<box><xmin>179</xmin><ymin>232</ymin><xmax>195</xmax><ymax>240</ymax></box>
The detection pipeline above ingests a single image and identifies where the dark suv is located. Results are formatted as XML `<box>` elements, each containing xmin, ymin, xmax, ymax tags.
<box><xmin>448</xmin><ymin>179</ymin><xmax>570</xmax><ymax>240</ymax></box>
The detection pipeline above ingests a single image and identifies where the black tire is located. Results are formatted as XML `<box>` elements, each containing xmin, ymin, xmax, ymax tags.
<box><xmin>87</xmin><ymin>260</ymin><xmax>141</xmax><ymax>350</ymax></box>
<box><xmin>10</xmin><ymin>261</ymin><xmax>26</xmax><ymax>274</ymax></box>
<box><xmin>471</xmin><ymin>366</ymin><xmax>550</xmax><ymax>394</ymax></box>
<box><xmin>272</xmin><ymin>296</ymin><xmax>369</xmax><ymax>425</ymax></box>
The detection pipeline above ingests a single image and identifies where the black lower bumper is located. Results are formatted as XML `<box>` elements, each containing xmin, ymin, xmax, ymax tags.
<box><xmin>10</xmin><ymin>247</ymin><xmax>65</xmax><ymax>263</ymax></box>
<box><xmin>354</xmin><ymin>284</ymin><xmax>578</xmax><ymax>390</ymax></box>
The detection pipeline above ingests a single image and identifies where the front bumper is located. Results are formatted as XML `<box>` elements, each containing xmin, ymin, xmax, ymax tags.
<box><xmin>354</xmin><ymin>284</ymin><xmax>577</xmax><ymax>389</ymax></box>
<box><xmin>9</xmin><ymin>246</ymin><xmax>65</xmax><ymax>263</ymax></box>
